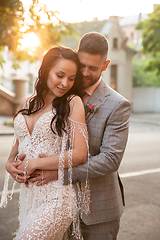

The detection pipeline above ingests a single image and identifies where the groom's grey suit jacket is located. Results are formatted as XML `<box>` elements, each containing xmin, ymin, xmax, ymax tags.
<box><xmin>71</xmin><ymin>79</ymin><xmax>130</xmax><ymax>225</ymax></box>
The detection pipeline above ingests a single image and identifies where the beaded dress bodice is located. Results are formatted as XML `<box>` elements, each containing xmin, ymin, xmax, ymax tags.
<box><xmin>6</xmin><ymin>110</ymin><xmax>90</xmax><ymax>240</ymax></box>
<box><xmin>14</xmin><ymin>111</ymin><xmax>62</xmax><ymax>160</ymax></box>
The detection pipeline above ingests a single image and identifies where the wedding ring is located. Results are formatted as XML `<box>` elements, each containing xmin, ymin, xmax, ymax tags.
<box><xmin>15</xmin><ymin>155</ymin><xmax>21</xmax><ymax>162</ymax></box>
<box><xmin>16</xmin><ymin>174</ymin><xmax>19</xmax><ymax>180</ymax></box>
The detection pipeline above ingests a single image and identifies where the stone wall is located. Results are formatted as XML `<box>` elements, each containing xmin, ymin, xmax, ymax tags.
<box><xmin>0</xmin><ymin>95</ymin><xmax>15</xmax><ymax>116</ymax></box>
<box><xmin>132</xmin><ymin>87</ymin><xmax>160</xmax><ymax>113</ymax></box>
<box><xmin>0</xmin><ymin>79</ymin><xmax>28</xmax><ymax>116</ymax></box>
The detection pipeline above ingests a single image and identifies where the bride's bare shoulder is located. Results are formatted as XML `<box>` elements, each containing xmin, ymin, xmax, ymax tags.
<box><xmin>69</xmin><ymin>95</ymin><xmax>85</xmax><ymax>123</ymax></box>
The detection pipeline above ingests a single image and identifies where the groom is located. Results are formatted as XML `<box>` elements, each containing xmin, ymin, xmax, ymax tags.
<box><xmin>19</xmin><ymin>32</ymin><xmax>131</xmax><ymax>239</ymax></box>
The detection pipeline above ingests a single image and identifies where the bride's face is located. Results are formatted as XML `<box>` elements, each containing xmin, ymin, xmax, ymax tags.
<box><xmin>46</xmin><ymin>58</ymin><xmax>77</xmax><ymax>99</ymax></box>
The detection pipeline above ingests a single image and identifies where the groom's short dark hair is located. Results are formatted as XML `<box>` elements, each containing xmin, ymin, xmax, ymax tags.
<box><xmin>78</xmin><ymin>32</ymin><xmax>109</xmax><ymax>58</ymax></box>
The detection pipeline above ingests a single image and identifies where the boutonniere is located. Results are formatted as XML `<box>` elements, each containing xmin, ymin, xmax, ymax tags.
<box><xmin>85</xmin><ymin>102</ymin><xmax>104</xmax><ymax>119</ymax></box>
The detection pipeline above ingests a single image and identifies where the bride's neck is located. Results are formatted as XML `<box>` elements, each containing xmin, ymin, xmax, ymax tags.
<box><xmin>44</xmin><ymin>93</ymin><xmax>56</xmax><ymax>106</ymax></box>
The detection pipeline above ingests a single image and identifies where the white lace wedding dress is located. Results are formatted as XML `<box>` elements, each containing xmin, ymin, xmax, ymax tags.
<box><xmin>1</xmin><ymin>110</ymin><xmax>90</xmax><ymax>240</ymax></box>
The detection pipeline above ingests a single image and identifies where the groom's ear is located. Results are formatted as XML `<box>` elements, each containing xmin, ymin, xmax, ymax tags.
<box><xmin>102</xmin><ymin>60</ymin><xmax>110</xmax><ymax>71</ymax></box>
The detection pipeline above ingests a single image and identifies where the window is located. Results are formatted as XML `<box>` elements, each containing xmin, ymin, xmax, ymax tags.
<box><xmin>113</xmin><ymin>38</ymin><xmax>118</xmax><ymax>49</ymax></box>
<box><xmin>110</xmin><ymin>65</ymin><xmax>117</xmax><ymax>90</ymax></box>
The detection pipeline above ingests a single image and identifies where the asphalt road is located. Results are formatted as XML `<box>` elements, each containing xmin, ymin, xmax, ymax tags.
<box><xmin>0</xmin><ymin>120</ymin><xmax>160</xmax><ymax>240</ymax></box>
<box><xmin>118</xmin><ymin>121</ymin><xmax>160</xmax><ymax>240</ymax></box>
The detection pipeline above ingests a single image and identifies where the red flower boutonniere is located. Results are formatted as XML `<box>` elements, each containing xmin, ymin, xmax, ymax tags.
<box><xmin>85</xmin><ymin>102</ymin><xmax>104</xmax><ymax>119</ymax></box>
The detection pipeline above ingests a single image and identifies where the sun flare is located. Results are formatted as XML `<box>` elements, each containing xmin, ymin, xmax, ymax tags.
<box><xmin>18</xmin><ymin>32</ymin><xmax>40</xmax><ymax>55</ymax></box>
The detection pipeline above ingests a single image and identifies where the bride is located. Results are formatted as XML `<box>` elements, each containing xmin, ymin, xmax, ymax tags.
<box><xmin>1</xmin><ymin>46</ymin><xmax>90</xmax><ymax>239</ymax></box>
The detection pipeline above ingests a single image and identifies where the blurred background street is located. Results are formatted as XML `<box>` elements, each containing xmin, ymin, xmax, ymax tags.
<box><xmin>1</xmin><ymin>1</ymin><xmax>160</xmax><ymax>239</ymax></box>
<box><xmin>0</xmin><ymin>113</ymin><xmax>160</xmax><ymax>240</ymax></box>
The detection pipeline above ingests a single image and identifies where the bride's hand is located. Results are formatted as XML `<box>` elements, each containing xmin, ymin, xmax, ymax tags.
<box><xmin>6</xmin><ymin>161</ymin><xmax>24</xmax><ymax>182</ymax></box>
<box><xmin>17</xmin><ymin>158</ymin><xmax>38</xmax><ymax>176</ymax></box>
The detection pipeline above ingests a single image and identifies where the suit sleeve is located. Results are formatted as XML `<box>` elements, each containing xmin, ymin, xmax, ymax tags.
<box><xmin>64</xmin><ymin>99</ymin><xmax>131</xmax><ymax>183</ymax></box>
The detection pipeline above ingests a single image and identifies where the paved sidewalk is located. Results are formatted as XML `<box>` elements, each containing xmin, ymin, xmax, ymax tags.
<box><xmin>0</xmin><ymin>113</ymin><xmax>160</xmax><ymax>135</ymax></box>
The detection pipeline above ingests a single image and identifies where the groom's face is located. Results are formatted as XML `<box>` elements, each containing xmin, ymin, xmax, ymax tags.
<box><xmin>78</xmin><ymin>51</ymin><xmax>107</xmax><ymax>89</ymax></box>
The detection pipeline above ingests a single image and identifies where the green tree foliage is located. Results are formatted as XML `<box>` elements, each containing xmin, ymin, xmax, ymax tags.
<box><xmin>0</xmin><ymin>0</ymin><xmax>75</xmax><ymax>63</ymax></box>
<box><xmin>0</xmin><ymin>0</ymin><xmax>24</xmax><ymax>52</ymax></box>
<box><xmin>133</xmin><ymin>55</ymin><xmax>160</xmax><ymax>87</ymax></box>
<box><xmin>137</xmin><ymin>5</ymin><xmax>160</xmax><ymax>55</ymax></box>
<box><xmin>136</xmin><ymin>5</ymin><xmax>160</xmax><ymax>78</ymax></box>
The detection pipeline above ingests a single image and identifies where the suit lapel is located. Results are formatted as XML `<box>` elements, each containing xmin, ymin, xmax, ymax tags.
<box><xmin>85</xmin><ymin>80</ymin><xmax>110</xmax><ymax>123</ymax></box>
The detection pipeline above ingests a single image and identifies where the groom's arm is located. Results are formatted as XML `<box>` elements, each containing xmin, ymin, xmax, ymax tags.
<box><xmin>64</xmin><ymin>100</ymin><xmax>131</xmax><ymax>183</ymax></box>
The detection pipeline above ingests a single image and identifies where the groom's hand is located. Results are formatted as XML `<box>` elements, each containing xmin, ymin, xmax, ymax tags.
<box><xmin>28</xmin><ymin>169</ymin><xmax>58</xmax><ymax>186</ymax></box>
<box><xmin>28</xmin><ymin>153</ymin><xmax>58</xmax><ymax>186</ymax></box>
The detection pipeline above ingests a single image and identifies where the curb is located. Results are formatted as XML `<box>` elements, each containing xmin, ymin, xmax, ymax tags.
<box><xmin>0</xmin><ymin>133</ymin><xmax>14</xmax><ymax>136</ymax></box>
<box><xmin>130</xmin><ymin>118</ymin><xmax>160</xmax><ymax>126</ymax></box>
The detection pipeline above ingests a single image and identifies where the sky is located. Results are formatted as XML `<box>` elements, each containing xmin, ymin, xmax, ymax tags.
<box><xmin>22</xmin><ymin>0</ymin><xmax>160</xmax><ymax>23</ymax></box>
<box><xmin>20</xmin><ymin>0</ymin><xmax>160</xmax><ymax>50</ymax></box>
<box><xmin>42</xmin><ymin>0</ymin><xmax>160</xmax><ymax>23</ymax></box>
